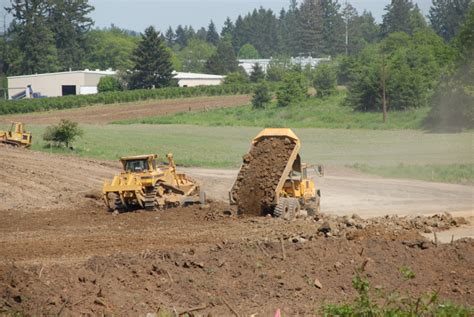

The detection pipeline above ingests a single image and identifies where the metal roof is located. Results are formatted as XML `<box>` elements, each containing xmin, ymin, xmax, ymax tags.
<box><xmin>8</xmin><ymin>69</ymin><xmax>117</xmax><ymax>79</ymax></box>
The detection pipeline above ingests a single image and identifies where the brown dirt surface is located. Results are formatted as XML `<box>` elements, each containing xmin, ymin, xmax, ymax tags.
<box><xmin>0</xmin><ymin>95</ymin><xmax>250</xmax><ymax>124</ymax></box>
<box><xmin>231</xmin><ymin>137</ymin><xmax>296</xmax><ymax>215</ymax></box>
<box><xmin>0</xmin><ymin>148</ymin><xmax>473</xmax><ymax>315</ymax></box>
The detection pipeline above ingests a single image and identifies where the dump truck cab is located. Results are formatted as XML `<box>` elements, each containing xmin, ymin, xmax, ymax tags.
<box><xmin>282</xmin><ymin>161</ymin><xmax>317</xmax><ymax>202</ymax></box>
<box><xmin>0</xmin><ymin>122</ymin><xmax>32</xmax><ymax>147</ymax></box>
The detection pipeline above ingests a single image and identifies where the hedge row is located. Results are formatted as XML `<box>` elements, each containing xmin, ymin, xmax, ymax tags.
<box><xmin>0</xmin><ymin>84</ymin><xmax>263</xmax><ymax>115</ymax></box>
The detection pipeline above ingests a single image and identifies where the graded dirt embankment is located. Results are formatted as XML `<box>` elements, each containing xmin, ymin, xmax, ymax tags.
<box><xmin>0</xmin><ymin>95</ymin><xmax>251</xmax><ymax>124</ymax></box>
<box><xmin>231</xmin><ymin>137</ymin><xmax>295</xmax><ymax>215</ymax></box>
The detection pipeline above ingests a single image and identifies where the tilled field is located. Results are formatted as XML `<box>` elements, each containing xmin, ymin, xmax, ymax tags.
<box><xmin>0</xmin><ymin>148</ymin><xmax>473</xmax><ymax>315</ymax></box>
<box><xmin>0</xmin><ymin>95</ymin><xmax>251</xmax><ymax>124</ymax></box>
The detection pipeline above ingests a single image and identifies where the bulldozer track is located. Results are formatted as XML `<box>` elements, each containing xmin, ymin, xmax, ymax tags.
<box><xmin>144</xmin><ymin>186</ymin><xmax>157</xmax><ymax>211</ymax></box>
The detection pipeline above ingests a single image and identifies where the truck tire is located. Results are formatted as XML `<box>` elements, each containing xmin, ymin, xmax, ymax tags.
<box><xmin>274</xmin><ymin>198</ymin><xmax>299</xmax><ymax>220</ymax></box>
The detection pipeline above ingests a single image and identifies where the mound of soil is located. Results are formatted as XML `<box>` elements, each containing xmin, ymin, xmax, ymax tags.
<box><xmin>231</xmin><ymin>137</ymin><xmax>296</xmax><ymax>215</ymax></box>
<box><xmin>1</xmin><ymin>237</ymin><xmax>472</xmax><ymax>316</ymax></box>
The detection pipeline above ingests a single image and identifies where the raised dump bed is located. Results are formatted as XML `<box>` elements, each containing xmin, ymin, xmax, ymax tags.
<box><xmin>230</xmin><ymin>128</ymin><xmax>319</xmax><ymax>218</ymax></box>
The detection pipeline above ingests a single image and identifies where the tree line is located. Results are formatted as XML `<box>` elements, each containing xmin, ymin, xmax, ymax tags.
<box><xmin>0</xmin><ymin>0</ymin><xmax>472</xmax><ymax>130</ymax></box>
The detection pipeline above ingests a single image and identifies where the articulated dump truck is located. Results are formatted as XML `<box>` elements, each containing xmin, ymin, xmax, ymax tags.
<box><xmin>229</xmin><ymin>128</ymin><xmax>321</xmax><ymax>220</ymax></box>
<box><xmin>103</xmin><ymin>153</ymin><xmax>205</xmax><ymax>211</ymax></box>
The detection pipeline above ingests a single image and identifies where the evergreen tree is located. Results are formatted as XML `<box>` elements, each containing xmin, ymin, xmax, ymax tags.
<box><xmin>298</xmin><ymin>0</ymin><xmax>325</xmax><ymax>56</ymax></box>
<box><xmin>342</xmin><ymin>2</ymin><xmax>365</xmax><ymax>55</ymax></box>
<box><xmin>6</xmin><ymin>0</ymin><xmax>59</xmax><ymax>74</ymax></box>
<box><xmin>205</xmin><ymin>40</ymin><xmax>239</xmax><ymax>75</ymax></box>
<box><xmin>221</xmin><ymin>17</ymin><xmax>235</xmax><ymax>38</ymax></box>
<box><xmin>359</xmin><ymin>10</ymin><xmax>380</xmax><ymax>44</ymax></box>
<box><xmin>429</xmin><ymin>0</ymin><xmax>472</xmax><ymax>41</ymax></box>
<box><xmin>381</xmin><ymin>0</ymin><xmax>420</xmax><ymax>36</ymax></box>
<box><xmin>129</xmin><ymin>26</ymin><xmax>175</xmax><ymax>89</ymax></box>
<box><xmin>313</xmin><ymin>63</ymin><xmax>337</xmax><ymax>97</ymax></box>
<box><xmin>250</xmin><ymin>63</ymin><xmax>265</xmax><ymax>82</ymax></box>
<box><xmin>279</xmin><ymin>0</ymin><xmax>300</xmax><ymax>56</ymax></box>
<box><xmin>322</xmin><ymin>0</ymin><xmax>345</xmax><ymax>56</ymax></box>
<box><xmin>48</xmin><ymin>0</ymin><xmax>94</xmax><ymax>70</ymax></box>
<box><xmin>165</xmin><ymin>26</ymin><xmax>175</xmax><ymax>47</ymax></box>
<box><xmin>175</xmin><ymin>25</ymin><xmax>187</xmax><ymax>48</ymax></box>
<box><xmin>231</xmin><ymin>15</ymin><xmax>246</xmax><ymax>52</ymax></box>
<box><xmin>252</xmin><ymin>81</ymin><xmax>272</xmax><ymax>109</ymax></box>
<box><xmin>206</xmin><ymin>20</ymin><xmax>219</xmax><ymax>45</ymax></box>
<box><xmin>196</xmin><ymin>27</ymin><xmax>208</xmax><ymax>41</ymax></box>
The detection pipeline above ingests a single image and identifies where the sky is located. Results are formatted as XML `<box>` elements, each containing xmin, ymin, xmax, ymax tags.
<box><xmin>1</xmin><ymin>0</ymin><xmax>433</xmax><ymax>33</ymax></box>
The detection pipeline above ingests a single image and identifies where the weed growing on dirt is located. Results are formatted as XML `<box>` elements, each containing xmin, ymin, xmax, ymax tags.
<box><xmin>322</xmin><ymin>264</ymin><xmax>472</xmax><ymax>317</ymax></box>
<box><xmin>115</xmin><ymin>92</ymin><xmax>431</xmax><ymax>130</ymax></box>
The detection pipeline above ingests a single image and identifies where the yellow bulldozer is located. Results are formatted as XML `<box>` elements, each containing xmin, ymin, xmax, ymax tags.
<box><xmin>103</xmin><ymin>153</ymin><xmax>205</xmax><ymax>211</ymax></box>
<box><xmin>0</xmin><ymin>122</ymin><xmax>33</xmax><ymax>147</ymax></box>
<box><xmin>230</xmin><ymin>128</ymin><xmax>321</xmax><ymax>220</ymax></box>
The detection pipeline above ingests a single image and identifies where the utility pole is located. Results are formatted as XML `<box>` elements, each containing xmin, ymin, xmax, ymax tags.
<box><xmin>381</xmin><ymin>52</ymin><xmax>387</xmax><ymax>123</ymax></box>
<box><xmin>345</xmin><ymin>0</ymin><xmax>349</xmax><ymax>55</ymax></box>
<box><xmin>0</xmin><ymin>13</ymin><xmax>6</xmax><ymax>100</ymax></box>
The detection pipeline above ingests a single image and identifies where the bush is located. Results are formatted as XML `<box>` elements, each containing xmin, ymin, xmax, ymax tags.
<box><xmin>276</xmin><ymin>72</ymin><xmax>308</xmax><ymax>107</ymax></box>
<box><xmin>313</xmin><ymin>63</ymin><xmax>337</xmax><ymax>98</ymax></box>
<box><xmin>224</xmin><ymin>72</ymin><xmax>249</xmax><ymax>85</ymax></box>
<box><xmin>43</xmin><ymin>119</ymin><xmax>83</xmax><ymax>148</ymax></box>
<box><xmin>98</xmin><ymin>76</ymin><xmax>123</xmax><ymax>93</ymax></box>
<box><xmin>251</xmin><ymin>82</ymin><xmax>272</xmax><ymax>109</ymax></box>
<box><xmin>249</xmin><ymin>63</ymin><xmax>265</xmax><ymax>83</ymax></box>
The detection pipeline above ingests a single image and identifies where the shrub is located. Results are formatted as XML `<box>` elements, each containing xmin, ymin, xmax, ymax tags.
<box><xmin>43</xmin><ymin>119</ymin><xmax>83</xmax><ymax>148</ymax></box>
<box><xmin>251</xmin><ymin>82</ymin><xmax>272</xmax><ymax>109</ymax></box>
<box><xmin>313</xmin><ymin>63</ymin><xmax>337</xmax><ymax>98</ymax></box>
<box><xmin>249</xmin><ymin>63</ymin><xmax>265</xmax><ymax>83</ymax></box>
<box><xmin>224</xmin><ymin>72</ymin><xmax>249</xmax><ymax>85</ymax></box>
<box><xmin>98</xmin><ymin>76</ymin><xmax>123</xmax><ymax>93</ymax></box>
<box><xmin>276</xmin><ymin>72</ymin><xmax>308</xmax><ymax>107</ymax></box>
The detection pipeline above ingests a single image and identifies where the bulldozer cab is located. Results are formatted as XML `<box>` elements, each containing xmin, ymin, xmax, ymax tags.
<box><xmin>120</xmin><ymin>155</ymin><xmax>157</xmax><ymax>173</ymax></box>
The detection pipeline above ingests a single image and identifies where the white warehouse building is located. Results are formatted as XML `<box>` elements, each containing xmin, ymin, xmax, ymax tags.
<box><xmin>7</xmin><ymin>70</ymin><xmax>224</xmax><ymax>99</ymax></box>
<box><xmin>8</xmin><ymin>69</ymin><xmax>116</xmax><ymax>99</ymax></box>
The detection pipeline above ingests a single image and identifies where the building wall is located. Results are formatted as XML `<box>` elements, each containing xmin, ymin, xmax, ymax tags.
<box><xmin>177</xmin><ymin>78</ymin><xmax>223</xmax><ymax>87</ymax></box>
<box><xmin>8</xmin><ymin>72</ymin><xmax>111</xmax><ymax>98</ymax></box>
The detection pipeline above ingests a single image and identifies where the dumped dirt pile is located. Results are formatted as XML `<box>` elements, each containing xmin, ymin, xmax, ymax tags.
<box><xmin>231</xmin><ymin>137</ymin><xmax>295</xmax><ymax>215</ymax></box>
<box><xmin>1</xmin><ymin>237</ymin><xmax>472</xmax><ymax>316</ymax></box>
<box><xmin>309</xmin><ymin>212</ymin><xmax>469</xmax><ymax>241</ymax></box>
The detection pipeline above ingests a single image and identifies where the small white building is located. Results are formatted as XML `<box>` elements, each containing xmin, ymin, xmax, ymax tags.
<box><xmin>8</xmin><ymin>69</ymin><xmax>116</xmax><ymax>99</ymax></box>
<box><xmin>238</xmin><ymin>59</ymin><xmax>272</xmax><ymax>75</ymax></box>
<box><xmin>239</xmin><ymin>56</ymin><xmax>332</xmax><ymax>75</ymax></box>
<box><xmin>174</xmin><ymin>72</ymin><xmax>224</xmax><ymax>87</ymax></box>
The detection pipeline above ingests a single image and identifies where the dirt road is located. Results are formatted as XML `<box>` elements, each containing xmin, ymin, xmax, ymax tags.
<box><xmin>2</xmin><ymin>148</ymin><xmax>472</xmax><ymax>217</ymax></box>
<box><xmin>0</xmin><ymin>95</ymin><xmax>250</xmax><ymax>124</ymax></box>
<box><xmin>186</xmin><ymin>167</ymin><xmax>474</xmax><ymax>218</ymax></box>
<box><xmin>1</xmin><ymin>148</ymin><xmax>472</xmax><ymax>315</ymax></box>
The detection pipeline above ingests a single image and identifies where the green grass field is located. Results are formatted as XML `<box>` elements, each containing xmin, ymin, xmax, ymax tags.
<box><xmin>114</xmin><ymin>92</ymin><xmax>431</xmax><ymax>130</ymax></box>
<box><xmin>351</xmin><ymin>163</ymin><xmax>474</xmax><ymax>184</ymax></box>
<box><xmin>12</xmin><ymin>124</ymin><xmax>472</xmax><ymax>174</ymax></box>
